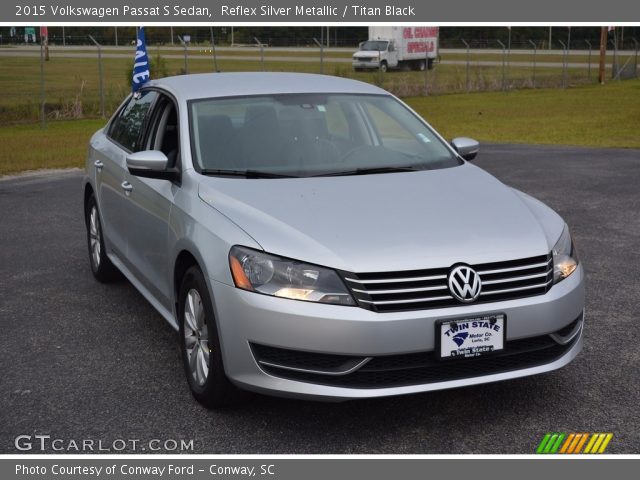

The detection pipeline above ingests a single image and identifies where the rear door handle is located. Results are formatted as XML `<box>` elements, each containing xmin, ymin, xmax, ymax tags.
<box><xmin>94</xmin><ymin>160</ymin><xmax>104</xmax><ymax>171</ymax></box>
<box><xmin>121</xmin><ymin>181</ymin><xmax>133</xmax><ymax>195</ymax></box>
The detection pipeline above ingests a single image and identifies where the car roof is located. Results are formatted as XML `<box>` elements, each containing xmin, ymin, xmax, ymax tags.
<box><xmin>147</xmin><ymin>72</ymin><xmax>388</xmax><ymax>101</ymax></box>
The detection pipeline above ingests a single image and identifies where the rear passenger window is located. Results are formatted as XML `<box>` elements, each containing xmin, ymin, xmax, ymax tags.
<box><xmin>109</xmin><ymin>91</ymin><xmax>158</xmax><ymax>152</ymax></box>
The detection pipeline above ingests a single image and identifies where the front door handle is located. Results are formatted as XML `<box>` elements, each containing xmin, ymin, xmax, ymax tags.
<box><xmin>94</xmin><ymin>160</ymin><xmax>104</xmax><ymax>171</ymax></box>
<box><xmin>121</xmin><ymin>181</ymin><xmax>133</xmax><ymax>195</ymax></box>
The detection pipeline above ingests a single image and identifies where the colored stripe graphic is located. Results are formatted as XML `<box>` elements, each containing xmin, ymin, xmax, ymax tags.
<box><xmin>550</xmin><ymin>433</ymin><xmax>566</xmax><ymax>453</ymax></box>
<box><xmin>537</xmin><ymin>433</ymin><xmax>613</xmax><ymax>454</ymax></box>
<box><xmin>574</xmin><ymin>433</ymin><xmax>590</xmax><ymax>453</ymax></box>
<box><xmin>536</xmin><ymin>433</ymin><xmax>552</xmax><ymax>454</ymax></box>
<box><xmin>584</xmin><ymin>433</ymin><xmax>598</xmax><ymax>453</ymax></box>
<box><xmin>598</xmin><ymin>433</ymin><xmax>613</xmax><ymax>453</ymax></box>
<box><xmin>559</xmin><ymin>433</ymin><xmax>575</xmax><ymax>454</ymax></box>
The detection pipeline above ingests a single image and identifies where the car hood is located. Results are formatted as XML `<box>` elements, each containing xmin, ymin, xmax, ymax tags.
<box><xmin>198</xmin><ymin>163</ymin><xmax>564</xmax><ymax>273</ymax></box>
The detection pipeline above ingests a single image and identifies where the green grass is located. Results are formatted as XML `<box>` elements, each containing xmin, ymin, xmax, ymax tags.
<box><xmin>409</xmin><ymin>79</ymin><xmax>640</xmax><ymax>148</ymax></box>
<box><xmin>0</xmin><ymin>119</ymin><xmax>104</xmax><ymax>175</ymax></box>
<box><xmin>1</xmin><ymin>79</ymin><xmax>638</xmax><ymax>176</ymax></box>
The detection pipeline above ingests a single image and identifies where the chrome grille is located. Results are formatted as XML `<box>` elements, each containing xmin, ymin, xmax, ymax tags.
<box><xmin>343</xmin><ymin>254</ymin><xmax>553</xmax><ymax>312</ymax></box>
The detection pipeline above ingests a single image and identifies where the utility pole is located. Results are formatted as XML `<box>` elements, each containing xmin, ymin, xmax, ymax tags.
<box><xmin>598</xmin><ymin>27</ymin><xmax>607</xmax><ymax>84</ymax></box>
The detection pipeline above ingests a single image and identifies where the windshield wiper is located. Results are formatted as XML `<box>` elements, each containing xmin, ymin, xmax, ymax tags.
<box><xmin>312</xmin><ymin>166</ymin><xmax>423</xmax><ymax>177</ymax></box>
<box><xmin>200</xmin><ymin>169</ymin><xmax>297</xmax><ymax>178</ymax></box>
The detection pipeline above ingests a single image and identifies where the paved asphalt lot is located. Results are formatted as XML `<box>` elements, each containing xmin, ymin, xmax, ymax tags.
<box><xmin>1</xmin><ymin>144</ymin><xmax>638</xmax><ymax>454</ymax></box>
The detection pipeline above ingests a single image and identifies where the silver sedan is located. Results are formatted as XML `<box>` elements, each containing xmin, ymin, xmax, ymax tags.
<box><xmin>83</xmin><ymin>72</ymin><xmax>584</xmax><ymax>407</ymax></box>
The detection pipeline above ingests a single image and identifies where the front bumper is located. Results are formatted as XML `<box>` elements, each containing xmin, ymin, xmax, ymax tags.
<box><xmin>352</xmin><ymin>60</ymin><xmax>381</xmax><ymax>70</ymax></box>
<box><xmin>210</xmin><ymin>264</ymin><xmax>585</xmax><ymax>400</ymax></box>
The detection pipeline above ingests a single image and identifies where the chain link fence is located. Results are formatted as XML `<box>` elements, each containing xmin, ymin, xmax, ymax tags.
<box><xmin>0</xmin><ymin>31</ymin><xmax>637</xmax><ymax>126</ymax></box>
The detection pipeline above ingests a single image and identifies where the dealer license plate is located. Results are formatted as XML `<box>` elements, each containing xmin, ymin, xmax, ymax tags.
<box><xmin>438</xmin><ymin>314</ymin><xmax>505</xmax><ymax>359</ymax></box>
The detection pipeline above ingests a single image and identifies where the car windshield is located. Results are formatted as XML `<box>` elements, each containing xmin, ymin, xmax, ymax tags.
<box><xmin>189</xmin><ymin>93</ymin><xmax>460</xmax><ymax>177</ymax></box>
<box><xmin>360</xmin><ymin>41</ymin><xmax>389</xmax><ymax>51</ymax></box>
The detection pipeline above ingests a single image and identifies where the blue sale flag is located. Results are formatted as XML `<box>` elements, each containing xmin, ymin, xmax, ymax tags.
<box><xmin>132</xmin><ymin>27</ymin><xmax>150</xmax><ymax>93</ymax></box>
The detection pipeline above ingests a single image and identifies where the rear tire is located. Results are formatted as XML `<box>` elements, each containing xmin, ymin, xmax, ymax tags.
<box><xmin>85</xmin><ymin>194</ymin><xmax>120</xmax><ymax>282</ymax></box>
<box><xmin>179</xmin><ymin>266</ymin><xmax>239</xmax><ymax>409</ymax></box>
<box><xmin>427</xmin><ymin>58</ymin><xmax>435</xmax><ymax>70</ymax></box>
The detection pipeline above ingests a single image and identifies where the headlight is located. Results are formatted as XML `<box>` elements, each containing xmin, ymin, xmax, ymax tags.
<box><xmin>229</xmin><ymin>246</ymin><xmax>356</xmax><ymax>306</ymax></box>
<box><xmin>552</xmin><ymin>225</ymin><xmax>579</xmax><ymax>283</ymax></box>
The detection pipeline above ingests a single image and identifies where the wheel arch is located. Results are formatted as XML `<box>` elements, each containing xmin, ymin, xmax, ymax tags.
<box><xmin>174</xmin><ymin>249</ymin><xmax>201</xmax><ymax>308</ymax></box>
<box><xmin>83</xmin><ymin>182</ymin><xmax>95</xmax><ymax>227</ymax></box>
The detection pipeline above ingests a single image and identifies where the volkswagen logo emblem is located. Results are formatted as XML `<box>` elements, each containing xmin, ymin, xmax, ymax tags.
<box><xmin>448</xmin><ymin>265</ymin><xmax>482</xmax><ymax>303</ymax></box>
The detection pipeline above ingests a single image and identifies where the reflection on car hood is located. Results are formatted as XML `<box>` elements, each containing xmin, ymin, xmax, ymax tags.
<box><xmin>198</xmin><ymin>163</ymin><xmax>563</xmax><ymax>273</ymax></box>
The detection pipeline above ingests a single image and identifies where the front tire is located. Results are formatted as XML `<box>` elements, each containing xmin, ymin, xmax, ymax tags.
<box><xmin>379</xmin><ymin>61</ymin><xmax>388</xmax><ymax>73</ymax></box>
<box><xmin>179</xmin><ymin>266</ymin><xmax>239</xmax><ymax>408</ymax></box>
<box><xmin>86</xmin><ymin>194</ymin><xmax>120</xmax><ymax>282</ymax></box>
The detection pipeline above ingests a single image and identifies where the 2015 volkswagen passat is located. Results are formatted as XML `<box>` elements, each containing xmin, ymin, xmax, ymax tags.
<box><xmin>83</xmin><ymin>73</ymin><xmax>584</xmax><ymax>407</ymax></box>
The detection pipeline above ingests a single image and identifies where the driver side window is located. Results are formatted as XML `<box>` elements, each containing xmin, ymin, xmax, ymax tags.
<box><xmin>108</xmin><ymin>91</ymin><xmax>158</xmax><ymax>152</ymax></box>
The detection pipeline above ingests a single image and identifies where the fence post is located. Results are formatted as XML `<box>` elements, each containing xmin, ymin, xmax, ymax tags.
<box><xmin>497</xmin><ymin>40</ymin><xmax>506</xmax><ymax>91</ymax></box>
<box><xmin>313</xmin><ymin>38</ymin><xmax>324</xmax><ymax>74</ymax></box>
<box><xmin>609</xmin><ymin>38</ymin><xmax>618</xmax><ymax>79</ymax></box>
<box><xmin>177</xmin><ymin>36</ymin><xmax>188</xmax><ymax>74</ymax></box>
<box><xmin>461</xmin><ymin>39</ymin><xmax>470</xmax><ymax>92</ymax></box>
<box><xmin>254</xmin><ymin>37</ymin><xmax>264</xmax><ymax>71</ymax></box>
<box><xmin>528</xmin><ymin>39</ymin><xmax>537</xmax><ymax>88</ymax></box>
<box><xmin>89</xmin><ymin>35</ymin><xmax>105</xmax><ymax>118</ymax></box>
<box><xmin>507</xmin><ymin>28</ymin><xmax>511</xmax><ymax>79</ymax></box>
<box><xmin>558</xmin><ymin>40</ymin><xmax>567</xmax><ymax>88</ymax></box>
<box><xmin>424</xmin><ymin>48</ymin><xmax>429</xmax><ymax>96</ymax></box>
<box><xmin>39</xmin><ymin>33</ymin><xmax>46</xmax><ymax>128</ymax></box>
<box><xmin>633</xmin><ymin>39</ymin><xmax>639</xmax><ymax>77</ymax></box>
<box><xmin>585</xmin><ymin>40</ymin><xmax>592</xmax><ymax>79</ymax></box>
<box><xmin>378</xmin><ymin>46</ymin><xmax>383</xmax><ymax>85</ymax></box>
<box><xmin>210</xmin><ymin>27</ymin><xmax>219</xmax><ymax>72</ymax></box>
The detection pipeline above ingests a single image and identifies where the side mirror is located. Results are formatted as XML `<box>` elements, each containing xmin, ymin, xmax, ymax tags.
<box><xmin>451</xmin><ymin>137</ymin><xmax>480</xmax><ymax>161</ymax></box>
<box><xmin>126</xmin><ymin>151</ymin><xmax>178</xmax><ymax>180</ymax></box>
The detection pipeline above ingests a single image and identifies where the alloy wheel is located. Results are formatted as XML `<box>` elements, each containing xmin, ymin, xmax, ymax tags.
<box><xmin>89</xmin><ymin>206</ymin><xmax>101</xmax><ymax>268</ymax></box>
<box><xmin>183</xmin><ymin>288</ymin><xmax>210</xmax><ymax>386</ymax></box>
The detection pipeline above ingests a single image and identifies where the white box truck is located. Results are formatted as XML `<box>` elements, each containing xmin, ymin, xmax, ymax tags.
<box><xmin>352</xmin><ymin>26</ymin><xmax>439</xmax><ymax>72</ymax></box>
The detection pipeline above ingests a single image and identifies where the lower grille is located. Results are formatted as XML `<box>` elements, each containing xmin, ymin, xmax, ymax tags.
<box><xmin>342</xmin><ymin>253</ymin><xmax>554</xmax><ymax>312</ymax></box>
<box><xmin>251</xmin><ymin>321</ymin><xmax>580</xmax><ymax>389</ymax></box>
